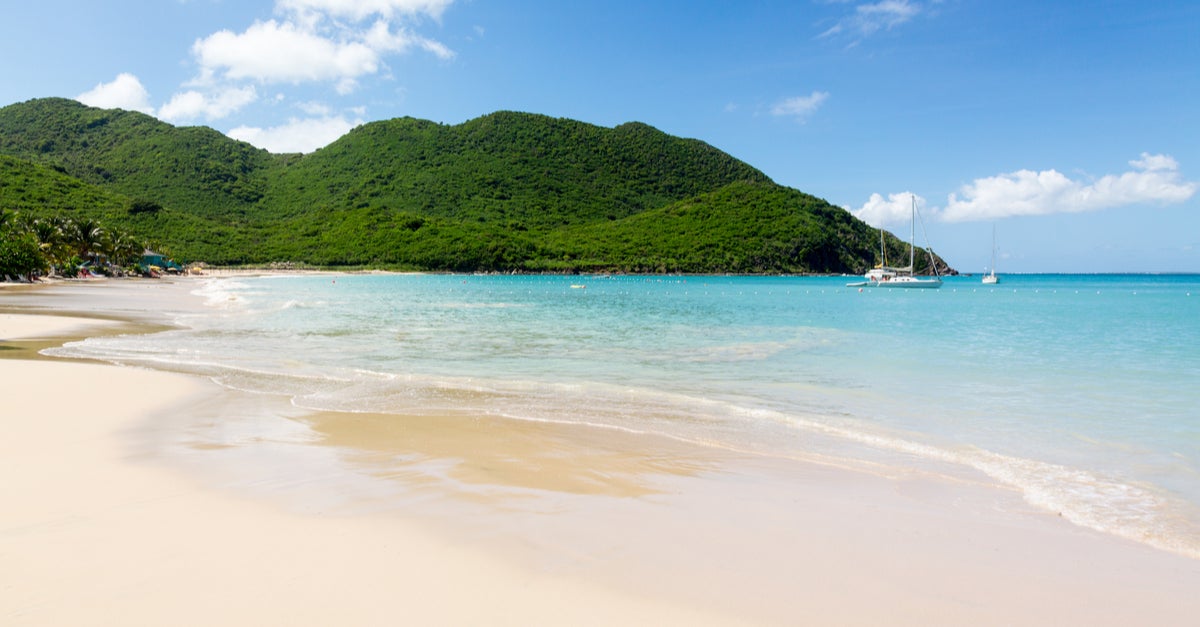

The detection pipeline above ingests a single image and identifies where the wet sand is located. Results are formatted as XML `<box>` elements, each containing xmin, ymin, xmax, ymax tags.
<box><xmin>2</xmin><ymin>280</ymin><xmax>1199</xmax><ymax>625</ymax></box>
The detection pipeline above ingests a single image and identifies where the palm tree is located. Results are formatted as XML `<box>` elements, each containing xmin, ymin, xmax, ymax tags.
<box><xmin>30</xmin><ymin>218</ymin><xmax>69</xmax><ymax>269</ymax></box>
<box><xmin>104</xmin><ymin>230</ymin><xmax>142</xmax><ymax>268</ymax></box>
<box><xmin>67</xmin><ymin>218</ymin><xmax>105</xmax><ymax>262</ymax></box>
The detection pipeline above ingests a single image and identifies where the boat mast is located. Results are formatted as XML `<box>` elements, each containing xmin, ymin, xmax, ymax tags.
<box><xmin>990</xmin><ymin>224</ymin><xmax>997</xmax><ymax>276</ymax></box>
<box><xmin>909</xmin><ymin>195</ymin><xmax>916</xmax><ymax>274</ymax></box>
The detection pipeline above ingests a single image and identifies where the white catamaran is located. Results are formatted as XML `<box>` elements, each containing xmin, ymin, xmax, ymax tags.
<box><xmin>848</xmin><ymin>195</ymin><xmax>942</xmax><ymax>289</ymax></box>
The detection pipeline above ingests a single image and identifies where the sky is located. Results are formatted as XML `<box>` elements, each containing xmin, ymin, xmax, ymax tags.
<box><xmin>2</xmin><ymin>0</ymin><xmax>1197</xmax><ymax>272</ymax></box>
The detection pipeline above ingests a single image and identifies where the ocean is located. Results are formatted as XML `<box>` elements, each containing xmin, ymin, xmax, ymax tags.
<box><xmin>46</xmin><ymin>272</ymin><xmax>1200</xmax><ymax>558</ymax></box>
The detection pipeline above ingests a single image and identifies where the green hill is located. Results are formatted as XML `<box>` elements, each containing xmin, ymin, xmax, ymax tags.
<box><xmin>538</xmin><ymin>181</ymin><xmax>891</xmax><ymax>274</ymax></box>
<box><xmin>0</xmin><ymin>97</ymin><xmax>951</xmax><ymax>274</ymax></box>
<box><xmin>265</xmin><ymin>112</ymin><xmax>771</xmax><ymax>229</ymax></box>
<box><xmin>0</xmin><ymin>98</ymin><xmax>276</xmax><ymax>221</ymax></box>
<box><xmin>0</xmin><ymin>154</ymin><xmax>230</xmax><ymax>256</ymax></box>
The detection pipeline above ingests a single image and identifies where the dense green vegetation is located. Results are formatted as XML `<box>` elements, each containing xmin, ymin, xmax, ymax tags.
<box><xmin>536</xmin><ymin>181</ymin><xmax>891</xmax><ymax>273</ymax></box>
<box><xmin>0</xmin><ymin>97</ymin><xmax>951</xmax><ymax>274</ymax></box>
<box><xmin>0</xmin><ymin>203</ymin><xmax>147</xmax><ymax>279</ymax></box>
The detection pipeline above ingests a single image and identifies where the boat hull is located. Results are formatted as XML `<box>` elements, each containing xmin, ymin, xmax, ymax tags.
<box><xmin>872</xmin><ymin>279</ymin><xmax>942</xmax><ymax>289</ymax></box>
<box><xmin>847</xmin><ymin>278</ymin><xmax>942</xmax><ymax>289</ymax></box>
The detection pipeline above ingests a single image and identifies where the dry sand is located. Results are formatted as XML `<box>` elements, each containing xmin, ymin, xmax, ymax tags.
<box><xmin>2</xmin><ymin>290</ymin><xmax>1199</xmax><ymax>625</ymax></box>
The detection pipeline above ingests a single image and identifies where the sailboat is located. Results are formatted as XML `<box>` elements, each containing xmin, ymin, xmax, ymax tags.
<box><xmin>982</xmin><ymin>224</ymin><xmax>1000</xmax><ymax>284</ymax></box>
<box><xmin>848</xmin><ymin>195</ymin><xmax>942</xmax><ymax>289</ymax></box>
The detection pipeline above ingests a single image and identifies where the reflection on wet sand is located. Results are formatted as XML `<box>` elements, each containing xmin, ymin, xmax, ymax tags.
<box><xmin>305</xmin><ymin>409</ymin><xmax>730</xmax><ymax>499</ymax></box>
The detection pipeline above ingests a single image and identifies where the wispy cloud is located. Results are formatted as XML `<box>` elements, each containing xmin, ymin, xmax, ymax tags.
<box><xmin>771</xmin><ymin>91</ymin><xmax>830</xmax><ymax>122</ymax></box>
<box><xmin>853</xmin><ymin>154</ymin><xmax>1198</xmax><ymax>227</ymax></box>
<box><xmin>820</xmin><ymin>0</ymin><xmax>923</xmax><ymax>43</ymax></box>
<box><xmin>277</xmin><ymin>0</ymin><xmax>455</xmax><ymax>22</ymax></box>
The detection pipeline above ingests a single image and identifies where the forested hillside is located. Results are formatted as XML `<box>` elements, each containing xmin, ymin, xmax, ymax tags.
<box><xmin>0</xmin><ymin>97</ymin><xmax>951</xmax><ymax>274</ymax></box>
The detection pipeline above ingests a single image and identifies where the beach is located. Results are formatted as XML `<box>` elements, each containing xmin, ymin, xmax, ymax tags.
<box><xmin>2</xmin><ymin>277</ymin><xmax>1199</xmax><ymax>625</ymax></box>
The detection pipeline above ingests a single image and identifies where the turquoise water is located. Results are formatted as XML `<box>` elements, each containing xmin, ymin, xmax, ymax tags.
<box><xmin>50</xmin><ymin>273</ymin><xmax>1200</xmax><ymax>557</ymax></box>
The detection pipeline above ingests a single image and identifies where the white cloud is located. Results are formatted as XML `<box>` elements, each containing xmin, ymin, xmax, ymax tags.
<box><xmin>227</xmin><ymin>114</ymin><xmax>361</xmax><ymax>153</ymax></box>
<box><xmin>852</xmin><ymin>192</ymin><xmax>927</xmax><ymax>228</ymax></box>
<box><xmin>821</xmin><ymin>0</ymin><xmax>922</xmax><ymax>40</ymax></box>
<box><xmin>152</xmin><ymin>0</ymin><xmax>455</xmax><ymax>130</ymax></box>
<box><xmin>771</xmin><ymin>91</ymin><xmax>830</xmax><ymax>121</ymax></box>
<box><xmin>853</xmin><ymin>154</ymin><xmax>1197</xmax><ymax>226</ymax></box>
<box><xmin>193</xmin><ymin>20</ymin><xmax>381</xmax><ymax>86</ymax></box>
<box><xmin>183</xmin><ymin>0</ymin><xmax>455</xmax><ymax>97</ymax></box>
<box><xmin>82</xmin><ymin>2</ymin><xmax>455</xmax><ymax>135</ymax></box>
<box><xmin>158</xmin><ymin>86</ymin><xmax>258</xmax><ymax>122</ymax></box>
<box><xmin>938</xmin><ymin>154</ymin><xmax>1196</xmax><ymax>222</ymax></box>
<box><xmin>76</xmin><ymin>73</ymin><xmax>154</xmax><ymax>113</ymax></box>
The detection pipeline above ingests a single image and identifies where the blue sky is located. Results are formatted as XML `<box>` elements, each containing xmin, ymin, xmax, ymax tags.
<box><xmin>2</xmin><ymin>0</ymin><xmax>1197</xmax><ymax>272</ymax></box>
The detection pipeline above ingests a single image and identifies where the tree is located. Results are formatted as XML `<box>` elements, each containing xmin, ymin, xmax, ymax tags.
<box><xmin>29</xmin><ymin>217</ymin><xmax>69</xmax><ymax>269</ymax></box>
<box><xmin>104</xmin><ymin>230</ymin><xmax>142</xmax><ymax>267</ymax></box>
<box><xmin>67</xmin><ymin>217</ymin><xmax>105</xmax><ymax>261</ymax></box>
<box><xmin>0</xmin><ymin>226</ymin><xmax>46</xmax><ymax>278</ymax></box>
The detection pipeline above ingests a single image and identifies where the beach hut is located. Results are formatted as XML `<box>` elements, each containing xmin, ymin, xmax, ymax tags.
<box><xmin>139</xmin><ymin>250</ymin><xmax>183</xmax><ymax>274</ymax></box>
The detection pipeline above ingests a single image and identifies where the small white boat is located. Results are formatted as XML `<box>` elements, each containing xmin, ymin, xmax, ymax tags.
<box><xmin>849</xmin><ymin>195</ymin><xmax>942</xmax><ymax>289</ymax></box>
<box><xmin>982</xmin><ymin>224</ymin><xmax>1000</xmax><ymax>285</ymax></box>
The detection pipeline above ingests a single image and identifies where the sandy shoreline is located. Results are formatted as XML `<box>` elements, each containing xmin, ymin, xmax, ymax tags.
<box><xmin>1</xmin><ymin>310</ymin><xmax>738</xmax><ymax>625</ymax></box>
<box><xmin>3</xmin><ymin>280</ymin><xmax>1199</xmax><ymax>625</ymax></box>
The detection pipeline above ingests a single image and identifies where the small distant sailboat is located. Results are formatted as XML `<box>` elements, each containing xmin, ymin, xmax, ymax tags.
<box><xmin>848</xmin><ymin>195</ymin><xmax>942</xmax><ymax>289</ymax></box>
<box><xmin>982</xmin><ymin>224</ymin><xmax>999</xmax><ymax>285</ymax></box>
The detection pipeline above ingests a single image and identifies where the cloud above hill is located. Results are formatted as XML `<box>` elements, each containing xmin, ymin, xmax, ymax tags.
<box><xmin>76</xmin><ymin>73</ymin><xmax>154</xmax><ymax>114</ymax></box>
<box><xmin>191</xmin><ymin>21</ymin><xmax>380</xmax><ymax>92</ymax></box>
<box><xmin>228</xmin><ymin>113</ymin><xmax>363</xmax><ymax>154</ymax></box>
<box><xmin>158</xmin><ymin>86</ymin><xmax>259</xmax><ymax>122</ymax></box>
<box><xmin>77</xmin><ymin>0</ymin><xmax>455</xmax><ymax>153</ymax></box>
<box><xmin>184</xmin><ymin>0</ymin><xmax>452</xmax><ymax>109</ymax></box>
